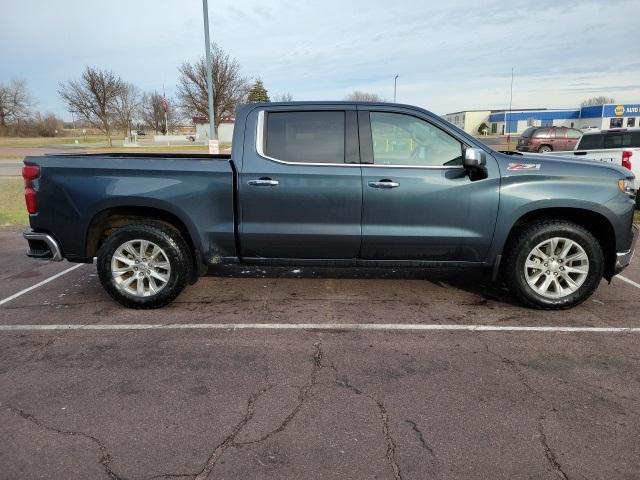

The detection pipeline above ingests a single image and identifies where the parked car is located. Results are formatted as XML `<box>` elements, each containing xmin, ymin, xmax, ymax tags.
<box><xmin>516</xmin><ymin>126</ymin><xmax>583</xmax><ymax>153</ymax></box>
<box><xmin>136</xmin><ymin>130</ymin><xmax>146</xmax><ymax>136</ymax></box>
<box><xmin>21</xmin><ymin>102</ymin><xmax>637</xmax><ymax>310</ymax></box>
<box><xmin>541</xmin><ymin>128</ymin><xmax>640</xmax><ymax>208</ymax></box>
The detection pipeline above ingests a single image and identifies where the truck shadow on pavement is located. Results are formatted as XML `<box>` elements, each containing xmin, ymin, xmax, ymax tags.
<box><xmin>207</xmin><ymin>264</ymin><xmax>518</xmax><ymax>307</ymax></box>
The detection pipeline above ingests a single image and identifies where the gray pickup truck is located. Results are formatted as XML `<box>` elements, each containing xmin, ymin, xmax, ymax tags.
<box><xmin>22</xmin><ymin>102</ymin><xmax>637</xmax><ymax>309</ymax></box>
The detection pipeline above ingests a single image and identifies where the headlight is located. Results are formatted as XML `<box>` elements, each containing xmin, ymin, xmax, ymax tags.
<box><xmin>618</xmin><ymin>179</ymin><xmax>636</xmax><ymax>197</ymax></box>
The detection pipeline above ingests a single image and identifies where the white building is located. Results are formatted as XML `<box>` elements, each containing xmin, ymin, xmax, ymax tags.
<box><xmin>443</xmin><ymin>110</ymin><xmax>491</xmax><ymax>135</ymax></box>
<box><xmin>444</xmin><ymin>103</ymin><xmax>640</xmax><ymax>136</ymax></box>
<box><xmin>193</xmin><ymin>116</ymin><xmax>235</xmax><ymax>144</ymax></box>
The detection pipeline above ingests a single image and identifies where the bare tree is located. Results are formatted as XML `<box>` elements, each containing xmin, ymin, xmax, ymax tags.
<box><xmin>113</xmin><ymin>83</ymin><xmax>140</xmax><ymax>136</ymax></box>
<box><xmin>177</xmin><ymin>43</ymin><xmax>250</xmax><ymax>129</ymax></box>
<box><xmin>0</xmin><ymin>79</ymin><xmax>33</xmax><ymax>128</ymax></box>
<box><xmin>140</xmin><ymin>92</ymin><xmax>179</xmax><ymax>134</ymax></box>
<box><xmin>344</xmin><ymin>91</ymin><xmax>382</xmax><ymax>102</ymax></box>
<box><xmin>273</xmin><ymin>92</ymin><xmax>293</xmax><ymax>102</ymax></box>
<box><xmin>581</xmin><ymin>96</ymin><xmax>616</xmax><ymax>107</ymax></box>
<box><xmin>58</xmin><ymin>67</ymin><xmax>124</xmax><ymax>146</ymax></box>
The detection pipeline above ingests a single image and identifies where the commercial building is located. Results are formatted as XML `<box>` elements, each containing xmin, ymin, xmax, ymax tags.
<box><xmin>192</xmin><ymin>115</ymin><xmax>235</xmax><ymax>144</ymax></box>
<box><xmin>444</xmin><ymin>103</ymin><xmax>640</xmax><ymax>135</ymax></box>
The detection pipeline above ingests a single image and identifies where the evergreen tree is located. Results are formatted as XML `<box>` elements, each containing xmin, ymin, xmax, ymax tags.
<box><xmin>247</xmin><ymin>80</ymin><xmax>270</xmax><ymax>103</ymax></box>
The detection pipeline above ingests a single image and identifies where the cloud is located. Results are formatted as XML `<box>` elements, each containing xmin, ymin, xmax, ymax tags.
<box><xmin>1</xmin><ymin>0</ymin><xmax>639</xmax><ymax>117</ymax></box>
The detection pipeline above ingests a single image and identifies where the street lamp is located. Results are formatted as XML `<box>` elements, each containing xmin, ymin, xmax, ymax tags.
<box><xmin>393</xmin><ymin>75</ymin><xmax>399</xmax><ymax>103</ymax></box>
<box><xmin>202</xmin><ymin>0</ymin><xmax>217</xmax><ymax>142</ymax></box>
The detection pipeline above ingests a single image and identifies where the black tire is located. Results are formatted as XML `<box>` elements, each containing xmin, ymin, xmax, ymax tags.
<box><xmin>537</xmin><ymin>145</ymin><xmax>552</xmax><ymax>153</ymax></box>
<box><xmin>502</xmin><ymin>219</ymin><xmax>604</xmax><ymax>309</ymax></box>
<box><xmin>97</xmin><ymin>223</ymin><xmax>192</xmax><ymax>309</ymax></box>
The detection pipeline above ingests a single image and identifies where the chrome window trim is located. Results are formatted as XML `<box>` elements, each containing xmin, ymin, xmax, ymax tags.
<box><xmin>255</xmin><ymin>109</ymin><xmax>465</xmax><ymax>170</ymax></box>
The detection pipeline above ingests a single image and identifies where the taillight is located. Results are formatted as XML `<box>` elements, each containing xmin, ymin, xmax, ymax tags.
<box><xmin>622</xmin><ymin>151</ymin><xmax>632</xmax><ymax>170</ymax></box>
<box><xmin>22</xmin><ymin>164</ymin><xmax>40</xmax><ymax>214</ymax></box>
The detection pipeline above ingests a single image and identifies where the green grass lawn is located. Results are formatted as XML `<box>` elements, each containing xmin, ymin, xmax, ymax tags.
<box><xmin>0</xmin><ymin>177</ymin><xmax>28</xmax><ymax>226</ymax></box>
<box><xmin>0</xmin><ymin>135</ymin><xmax>115</xmax><ymax>148</ymax></box>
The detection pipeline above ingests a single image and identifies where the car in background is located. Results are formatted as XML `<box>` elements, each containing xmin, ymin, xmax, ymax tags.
<box><xmin>516</xmin><ymin>126</ymin><xmax>582</xmax><ymax>153</ymax></box>
<box><xmin>541</xmin><ymin>128</ymin><xmax>640</xmax><ymax>207</ymax></box>
<box><xmin>136</xmin><ymin>130</ymin><xmax>146</xmax><ymax>136</ymax></box>
<box><xmin>580</xmin><ymin>125</ymin><xmax>600</xmax><ymax>133</ymax></box>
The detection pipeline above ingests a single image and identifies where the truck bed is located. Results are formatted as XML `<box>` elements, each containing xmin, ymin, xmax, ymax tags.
<box><xmin>25</xmin><ymin>153</ymin><xmax>237</xmax><ymax>262</ymax></box>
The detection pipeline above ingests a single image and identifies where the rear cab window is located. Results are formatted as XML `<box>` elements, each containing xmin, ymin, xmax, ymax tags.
<box><xmin>264</xmin><ymin>111</ymin><xmax>345</xmax><ymax>164</ymax></box>
<box><xmin>578</xmin><ymin>134</ymin><xmax>603</xmax><ymax>150</ymax></box>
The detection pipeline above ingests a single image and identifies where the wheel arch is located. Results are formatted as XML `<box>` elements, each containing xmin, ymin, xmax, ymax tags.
<box><xmin>501</xmin><ymin>207</ymin><xmax>616</xmax><ymax>278</ymax></box>
<box><xmin>85</xmin><ymin>205</ymin><xmax>203</xmax><ymax>277</ymax></box>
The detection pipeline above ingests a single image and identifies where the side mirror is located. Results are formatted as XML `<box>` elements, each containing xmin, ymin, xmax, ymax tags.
<box><xmin>463</xmin><ymin>148</ymin><xmax>487</xmax><ymax>168</ymax></box>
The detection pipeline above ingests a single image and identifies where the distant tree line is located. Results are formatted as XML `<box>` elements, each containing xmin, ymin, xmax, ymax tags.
<box><xmin>1</xmin><ymin>43</ymin><xmax>296</xmax><ymax>142</ymax></box>
<box><xmin>4</xmin><ymin>42</ymin><xmax>621</xmax><ymax>143</ymax></box>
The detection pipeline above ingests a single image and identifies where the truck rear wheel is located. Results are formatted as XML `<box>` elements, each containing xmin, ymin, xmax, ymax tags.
<box><xmin>502</xmin><ymin>220</ymin><xmax>603</xmax><ymax>309</ymax></box>
<box><xmin>97</xmin><ymin>223</ymin><xmax>191</xmax><ymax>308</ymax></box>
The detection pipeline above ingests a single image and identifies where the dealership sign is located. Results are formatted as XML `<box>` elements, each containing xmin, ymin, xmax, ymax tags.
<box><xmin>605</xmin><ymin>104</ymin><xmax>640</xmax><ymax>117</ymax></box>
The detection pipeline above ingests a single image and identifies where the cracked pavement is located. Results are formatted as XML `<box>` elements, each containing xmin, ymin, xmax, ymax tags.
<box><xmin>1</xmin><ymin>227</ymin><xmax>640</xmax><ymax>479</ymax></box>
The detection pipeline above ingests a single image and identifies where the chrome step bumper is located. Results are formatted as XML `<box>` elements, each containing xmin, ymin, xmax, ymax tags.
<box><xmin>614</xmin><ymin>224</ymin><xmax>638</xmax><ymax>274</ymax></box>
<box><xmin>23</xmin><ymin>230</ymin><xmax>63</xmax><ymax>261</ymax></box>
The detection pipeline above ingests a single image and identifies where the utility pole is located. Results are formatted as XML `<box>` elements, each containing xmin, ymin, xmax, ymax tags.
<box><xmin>506</xmin><ymin>67</ymin><xmax>514</xmax><ymax>151</ymax></box>
<box><xmin>393</xmin><ymin>75</ymin><xmax>399</xmax><ymax>103</ymax></box>
<box><xmin>202</xmin><ymin>0</ymin><xmax>217</xmax><ymax>143</ymax></box>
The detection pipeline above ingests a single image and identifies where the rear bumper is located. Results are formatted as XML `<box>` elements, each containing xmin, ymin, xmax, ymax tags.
<box><xmin>614</xmin><ymin>224</ymin><xmax>638</xmax><ymax>274</ymax></box>
<box><xmin>23</xmin><ymin>229</ymin><xmax>63</xmax><ymax>261</ymax></box>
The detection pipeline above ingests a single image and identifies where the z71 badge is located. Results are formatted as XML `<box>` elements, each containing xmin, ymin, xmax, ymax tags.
<box><xmin>507</xmin><ymin>162</ymin><xmax>541</xmax><ymax>171</ymax></box>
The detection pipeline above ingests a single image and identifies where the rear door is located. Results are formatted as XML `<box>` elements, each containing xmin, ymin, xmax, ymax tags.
<box><xmin>358</xmin><ymin>106</ymin><xmax>500</xmax><ymax>262</ymax></box>
<box><xmin>553</xmin><ymin>128</ymin><xmax>569</xmax><ymax>150</ymax></box>
<box><xmin>239</xmin><ymin>106</ymin><xmax>362</xmax><ymax>259</ymax></box>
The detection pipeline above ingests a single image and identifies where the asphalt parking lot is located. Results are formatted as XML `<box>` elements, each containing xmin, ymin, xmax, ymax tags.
<box><xmin>1</xmin><ymin>226</ymin><xmax>640</xmax><ymax>479</ymax></box>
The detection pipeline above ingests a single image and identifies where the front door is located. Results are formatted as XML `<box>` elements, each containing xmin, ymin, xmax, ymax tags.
<box><xmin>358</xmin><ymin>107</ymin><xmax>500</xmax><ymax>262</ymax></box>
<box><xmin>239</xmin><ymin>107</ymin><xmax>362</xmax><ymax>259</ymax></box>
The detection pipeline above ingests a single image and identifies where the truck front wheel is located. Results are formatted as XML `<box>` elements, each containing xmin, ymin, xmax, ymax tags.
<box><xmin>502</xmin><ymin>220</ymin><xmax>603</xmax><ymax>309</ymax></box>
<box><xmin>97</xmin><ymin>223</ymin><xmax>191</xmax><ymax>308</ymax></box>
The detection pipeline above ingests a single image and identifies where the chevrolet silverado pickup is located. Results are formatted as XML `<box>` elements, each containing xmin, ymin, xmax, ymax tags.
<box><xmin>22</xmin><ymin>102</ymin><xmax>638</xmax><ymax>309</ymax></box>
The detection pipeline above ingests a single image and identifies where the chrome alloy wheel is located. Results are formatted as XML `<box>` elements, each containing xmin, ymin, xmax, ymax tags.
<box><xmin>111</xmin><ymin>239</ymin><xmax>171</xmax><ymax>297</ymax></box>
<box><xmin>524</xmin><ymin>237</ymin><xmax>589</xmax><ymax>299</ymax></box>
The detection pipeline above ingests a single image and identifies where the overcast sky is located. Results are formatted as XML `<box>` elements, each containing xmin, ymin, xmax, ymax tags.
<box><xmin>1</xmin><ymin>0</ymin><xmax>639</xmax><ymax>119</ymax></box>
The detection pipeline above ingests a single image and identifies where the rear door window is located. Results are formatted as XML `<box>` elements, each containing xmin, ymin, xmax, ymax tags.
<box><xmin>265</xmin><ymin>111</ymin><xmax>345</xmax><ymax>164</ymax></box>
<box><xmin>533</xmin><ymin>129</ymin><xmax>551</xmax><ymax>139</ymax></box>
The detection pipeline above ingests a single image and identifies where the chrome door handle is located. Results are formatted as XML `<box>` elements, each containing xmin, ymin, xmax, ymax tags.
<box><xmin>368</xmin><ymin>180</ymin><xmax>400</xmax><ymax>189</ymax></box>
<box><xmin>248</xmin><ymin>178</ymin><xmax>279</xmax><ymax>187</ymax></box>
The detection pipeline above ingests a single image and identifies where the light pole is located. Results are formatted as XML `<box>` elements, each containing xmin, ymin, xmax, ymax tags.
<box><xmin>393</xmin><ymin>75</ymin><xmax>399</xmax><ymax>103</ymax></box>
<box><xmin>202</xmin><ymin>0</ymin><xmax>217</xmax><ymax>141</ymax></box>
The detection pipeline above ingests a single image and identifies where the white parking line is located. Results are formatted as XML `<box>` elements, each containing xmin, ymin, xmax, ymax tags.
<box><xmin>617</xmin><ymin>275</ymin><xmax>640</xmax><ymax>289</ymax></box>
<box><xmin>0</xmin><ymin>323</ymin><xmax>639</xmax><ymax>333</ymax></box>
<box><xmin>0</xmin><ymin>263</ymin><xmax>85</xmax><ymax>307</ymax></box>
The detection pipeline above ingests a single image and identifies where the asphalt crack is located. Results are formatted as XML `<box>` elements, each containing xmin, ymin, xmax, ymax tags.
<box><xmin>193</xmin><ymin>385</ymin><xmax>272</xmax><ymax>480</ymax></box>
<box><xmin>537</xmin><ymin>420</ymin><xmax>570</xmax><ymax>480</ymax></box>
<box><xmin>234</xmin><ymin>342</ymin><xmax>324</xmax><ymax>446</ymax></box>
<box><xmin>332</xmin><ymin>361</ymin><xmax>404</xmax><ymax>480</ymax></box>
<box><xmin>405</xmin><ymin>420</ymin><xmax>435</xmax><ymax>457</ymax></box>
<box><xmin>483</xmin><ymin>343</ymin><xmax>540</xmax><ymax>397</ymax></box>
<box><xmin>4</xmin><ymin>404</ymin><xmax>125</xmax><ymax>480</ymax></box>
